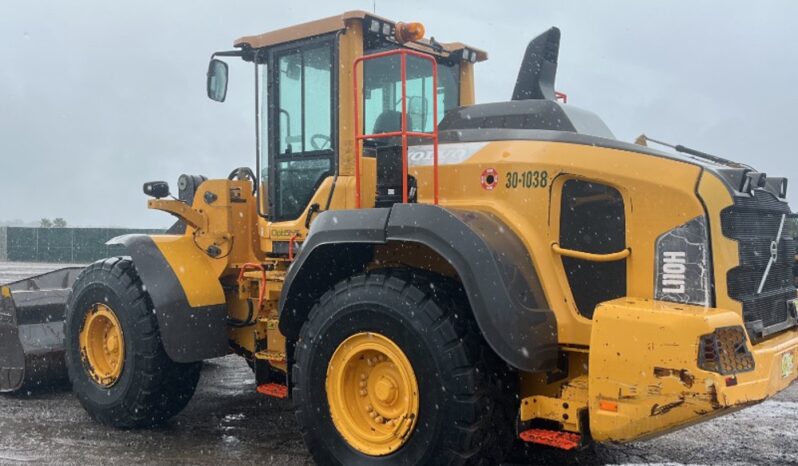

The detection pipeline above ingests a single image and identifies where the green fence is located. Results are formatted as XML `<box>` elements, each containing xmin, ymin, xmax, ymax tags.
<box><xmin>0</xmin><ymin>227</ymin><xmax>163</xmax><ymax>263</ymax></box>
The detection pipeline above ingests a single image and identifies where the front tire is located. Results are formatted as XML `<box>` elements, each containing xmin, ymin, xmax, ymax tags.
<box><xmin>293</xmin><ymin>271</ymin><xmax>514</xmax><ymax>465</ymax></box>
<box><xmin>65</xmin><ymin>257</ymin><xmax>201</xmax><ymax>428</ymax></box>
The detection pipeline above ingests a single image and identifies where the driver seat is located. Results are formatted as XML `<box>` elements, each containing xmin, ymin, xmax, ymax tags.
<box><xmin>368</xmin><ymin>110</ymin><xmax>418</xmax><ymax>207</ymax></box>
<box><xmin>372</xmin><ymin>110</ymin><xmax>418</xmax><ymax>137</ymax></box>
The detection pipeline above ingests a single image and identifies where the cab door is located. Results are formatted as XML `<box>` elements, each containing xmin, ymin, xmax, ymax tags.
<box><xmin>267</xmin><ymin>36</ymin><xmax>336</xmax><ymax>222</ymax></box>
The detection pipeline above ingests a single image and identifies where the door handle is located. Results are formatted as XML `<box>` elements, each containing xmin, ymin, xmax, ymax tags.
<box><xmin>551</xmin><ymin>243</ymin><xmax>630</xmax><ymax>262</ymax></box>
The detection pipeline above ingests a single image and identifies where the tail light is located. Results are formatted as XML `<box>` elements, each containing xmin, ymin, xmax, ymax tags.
<box><xmin>698</xmin><ymin>326</ymin><xmax>755</xmax><ymax>375</ymax></box>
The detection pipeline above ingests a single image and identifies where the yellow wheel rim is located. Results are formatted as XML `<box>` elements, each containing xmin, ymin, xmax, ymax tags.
<box><xmin>326</xmin><ymin>332</ymin><xmax>419</xmax><ymax>456</ymax></box>
<box><xmin>79</xmin><ymin>303</ymin><xmax>125</xmax><ymax>387</ymax></box>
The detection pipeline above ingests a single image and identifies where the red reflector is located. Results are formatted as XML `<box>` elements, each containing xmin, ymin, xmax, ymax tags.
<box><xmin>725</xmin><ymin>376</ymin><xmax>738</xmax><ymax>387</ymax></box>
<box><xmin>257</xmin><ymin>383</ymin><xmax>288</xmax><ymax>398</ymax></box>
<box><xmin>599</xmin><ymin>400</ymin><xmax>618</xmax><ymax>412</ymax></box>
<box><xmin>519</xmin><ymin>429</ymin><xmax>581</xmax><ymax>450</ymax></box>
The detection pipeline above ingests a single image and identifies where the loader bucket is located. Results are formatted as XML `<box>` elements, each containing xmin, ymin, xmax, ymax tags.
<box><xmin>0</xmin><ymin>267</ymin><xmax>83</xmax><ymax>393</ymax></box>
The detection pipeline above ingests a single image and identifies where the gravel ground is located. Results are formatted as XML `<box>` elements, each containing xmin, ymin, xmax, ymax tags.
<box><xmin>1</xmin><ymin>262</ymin><xmax>796</xmax><ymax>465</ymax></box>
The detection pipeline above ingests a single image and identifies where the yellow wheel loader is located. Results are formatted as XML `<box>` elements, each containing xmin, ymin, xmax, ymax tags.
<box><xmin>2</xmin><ymin>10</ymin><xmax>798</xmax><ymax>464</ymax></box>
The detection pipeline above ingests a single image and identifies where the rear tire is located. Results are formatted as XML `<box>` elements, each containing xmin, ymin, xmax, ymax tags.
<box><xmin>293</xmin><ymin>271</ymin><xmax>514</xmax><ymax>465</ymax></box>
<box><xmin>65</xmin><ymin>257</ymin><xmax>201</xmax><ymax>428</ymax></box>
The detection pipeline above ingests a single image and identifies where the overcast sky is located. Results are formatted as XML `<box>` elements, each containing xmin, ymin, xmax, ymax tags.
<box><xmin>1</xmin><ymin>1</ymin><xmax>796</xmax><ymax>227</ymax></box>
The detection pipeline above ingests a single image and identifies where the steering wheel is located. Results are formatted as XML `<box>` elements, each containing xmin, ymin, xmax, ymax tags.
<box><xmin>228</xmin><ymin>167</ymin><xmax>258</xmax><ymax>194</ymax></box>
<box><xmin>310</xmin><ymin>134</ymin><xmax>331</xmax><ymax>151</ymax></box>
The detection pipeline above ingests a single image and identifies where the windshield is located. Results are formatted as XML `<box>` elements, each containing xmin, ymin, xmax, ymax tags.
<box><xmin>362</xmin><ymin>55</ymin><xmax>459</xmax><ymax>135</ymax></box>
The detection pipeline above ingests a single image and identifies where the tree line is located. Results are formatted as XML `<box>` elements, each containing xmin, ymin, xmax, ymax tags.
<box><xmin>39</xmin><ymin>218</ymin><xmax>68</xmax><ymax>228</ymax></box>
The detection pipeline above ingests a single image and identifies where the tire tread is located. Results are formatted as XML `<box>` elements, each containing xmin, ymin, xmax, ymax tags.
<box><xmin>65</xmin><ymin>257</ymin><xmax>201</xmax><ymax>429</ymax></box>
<box><xmin>293</xmin><ymin>269</ymin><xmax>514</xmax><ymax>465</ymax></box>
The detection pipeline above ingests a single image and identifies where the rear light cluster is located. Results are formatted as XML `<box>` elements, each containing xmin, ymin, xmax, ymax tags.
<box><xmin>698</xmin><ymin>326</ymin><xmax>755</xmax><ymax>375</ymax></box>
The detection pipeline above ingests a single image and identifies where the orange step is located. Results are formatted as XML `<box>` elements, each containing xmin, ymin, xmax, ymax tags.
<box><xmin>257</xmin><ymin>383</ymin><xmax>288</xmax><ymax>399</ymax></box>
<box><xmin>519</xmin><ymin>429</ymin><xmax>581</xmax><ymax>450</ymax></box>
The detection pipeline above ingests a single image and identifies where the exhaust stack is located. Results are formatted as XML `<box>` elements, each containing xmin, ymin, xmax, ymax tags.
<box><xmin>512</xmin><ymin>26</ymin><xmax>561</xmax><ymax>101</ymax></box>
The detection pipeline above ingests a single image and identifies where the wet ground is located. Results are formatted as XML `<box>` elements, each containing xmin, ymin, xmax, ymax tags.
<box><xmin>0</xmin><ymin>356</ymin><xmax>796</xmax><ymax>466</ymax></box>
<box><xmin>1</xmin><ymin>263</ymin><xmax>797</xmax><ymax>465</ymax></box>
<box><xmin>0</xmin><ymin>357</ymin><xmax>310</xmax><ymax>465</ymax></box>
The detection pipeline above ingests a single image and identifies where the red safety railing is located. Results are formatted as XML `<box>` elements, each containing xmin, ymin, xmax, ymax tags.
<box><xmin>353</xmin><ymin>49</ymin><xmax>439</xmax><ymax>208</ymax></box>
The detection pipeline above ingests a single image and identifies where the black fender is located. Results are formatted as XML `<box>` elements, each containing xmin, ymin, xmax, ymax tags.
<box><xmin>279</xmin><ymin>204</ymin><xmax>558</xmax><ymax>373</ymax></box>
<box><xmin>107</xmin><ymin>235</ymin><xmax>229</xmax><ymax>363</ymax></box>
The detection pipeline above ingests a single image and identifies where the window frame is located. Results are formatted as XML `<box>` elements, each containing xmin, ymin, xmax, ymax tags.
<box><xmin>360</xmin><ymin>43</ymin><xmax>461</xmax><ymax>138</ymax></box>
<box><xmin>259</xmin><ymin>34</ymin><xmax>339</xmax><ymax>221</ymax></box>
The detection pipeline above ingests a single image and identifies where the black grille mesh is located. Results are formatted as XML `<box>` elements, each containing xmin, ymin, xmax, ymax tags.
<box><xmin>721</xmin><ymin>190</ymin><xmax>796</xmax><ymax>336</ymax></box>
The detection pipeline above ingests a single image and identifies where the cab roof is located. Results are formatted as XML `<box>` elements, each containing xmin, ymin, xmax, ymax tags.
<box><xmin>234</xmin><ymin>10</ymin><xmax>487</xmax><ymax>62</ymax></box>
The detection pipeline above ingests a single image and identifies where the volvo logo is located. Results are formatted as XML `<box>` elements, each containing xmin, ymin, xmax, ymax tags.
<box><xmin>770</xmin><ymin>240</ymin><xmax>779</xmax><ymax>260</ymax></box>
<box><xmin>757</xmin><ymin>214</ymin><xmax>787</xmax><ymax>295</ymax></box>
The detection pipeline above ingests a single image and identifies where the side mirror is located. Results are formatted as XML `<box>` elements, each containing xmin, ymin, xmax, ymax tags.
<box><xmin>206</xmin><ymin>58</ymin><xmax>229</xmax><ymax>102</ymax></box>
<box><xmin>143</xmin><ymin>181</ymin><xmax>170</xmax><ymax>199</ymax></box>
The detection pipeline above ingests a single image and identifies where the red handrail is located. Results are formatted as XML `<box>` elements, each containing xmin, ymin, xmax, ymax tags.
<box><xmin>353</xmin><ymin>48</ymin><xmax>439</xmax><ymax>208</ymax></box>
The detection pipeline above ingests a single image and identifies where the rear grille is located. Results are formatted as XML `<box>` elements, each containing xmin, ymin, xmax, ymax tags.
<box><xmin>721</xmin><ymin>190</ymin><xmax>797</xmax><ymax>340</ymax></box>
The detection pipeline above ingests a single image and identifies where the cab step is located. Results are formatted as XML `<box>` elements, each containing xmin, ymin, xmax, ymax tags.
<box><xmin>519</xmin><ymin>429</ymin><xmax>581</xmax><ymax>450</ymax></box>
<box><xmin>254</xmin><ymin>349</ymin><xmax>286</xmax><ymax>364</ymax></box>
<box><xmin>257</xmin><ymin>383</ymin><xmax>288</xmax><ymax>399</ymax></box>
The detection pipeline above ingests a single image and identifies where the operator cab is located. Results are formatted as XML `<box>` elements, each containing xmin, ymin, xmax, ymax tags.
<box><xmin>206</xmin><ymin>11</ymin><xmax>486</xmax><ymax>222</ymax></box>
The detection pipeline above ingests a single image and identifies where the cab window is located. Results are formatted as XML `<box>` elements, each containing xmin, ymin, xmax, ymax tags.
<box><xmin>362</xmin><ymin>55</ymin><xmax>459</xmax><ymax>135</ymax></box>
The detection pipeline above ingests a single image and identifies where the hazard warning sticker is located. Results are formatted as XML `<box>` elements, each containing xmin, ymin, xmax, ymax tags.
<box><xmin>481</xmin><ymin>168</ymin><xmax>499</xmax><ymax>190</ymax></box>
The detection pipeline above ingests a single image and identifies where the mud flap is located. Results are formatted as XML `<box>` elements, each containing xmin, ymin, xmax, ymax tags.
<box><xmin>107</xmin><ymin>235</ymin><xmax>229</xmax><ymax>363</ymax></box>
<box><xmin>0</xmin><ymin>267</ymin><xmax>82</xmax><ymax>393</ymax></box>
